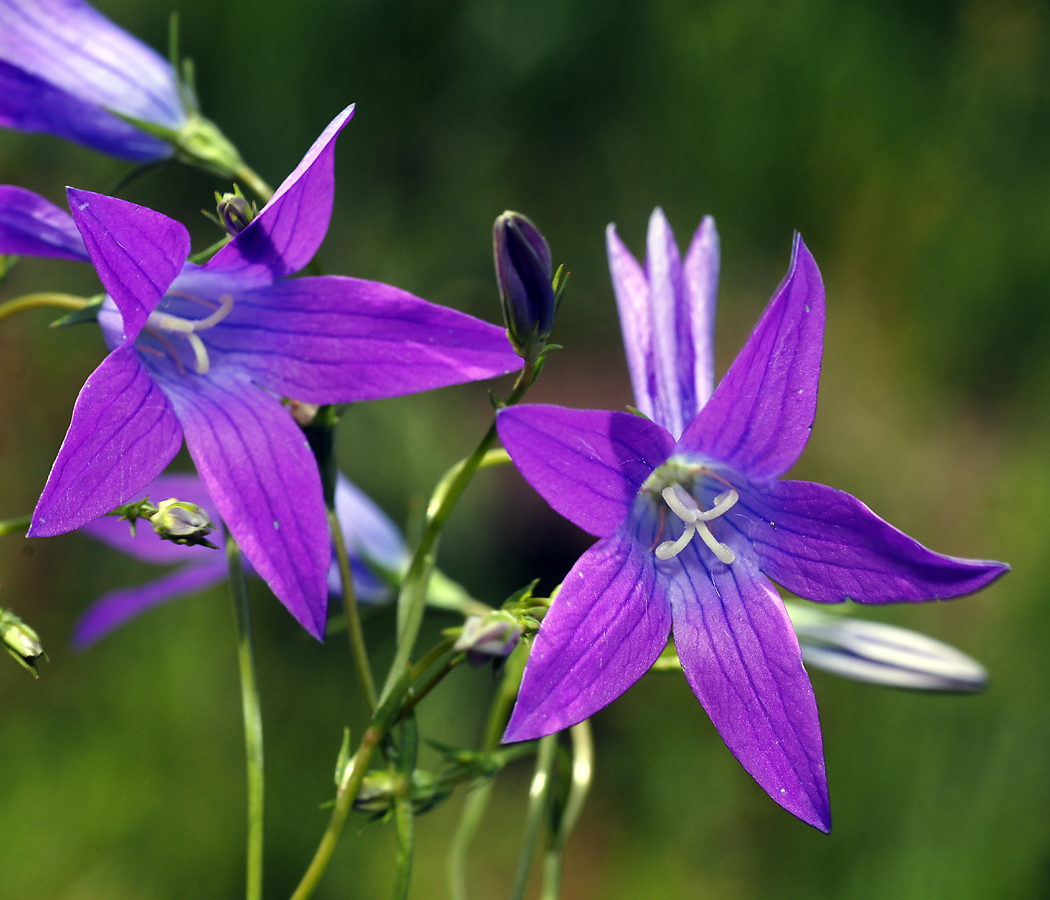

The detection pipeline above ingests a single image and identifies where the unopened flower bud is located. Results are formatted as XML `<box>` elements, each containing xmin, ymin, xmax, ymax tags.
<box><xmin>0</xmin><ymin>608</ymin><xmax>48</xmax><ymax>677</ymax></box>
<box><xmin>215</xmin><ymin>190</ymin><xmax>255</xmax><ymax>236</ymax></box>
<box><xmin>493</xmin><ymin>211</ymin><xmax>556</xmax><ymax>361</ymax></box>
<box><xmin>353</xmin><ymin>769</ymin><xmax>450</xmax><ymax>817</ymax></box>
<box><xmin>149</xmin><ymin>498</ymin><xmax>217</xmax><ymax>549</ymax></box>
<box><xmin>455</xmin><ymin>611</ymin><xmax>521</xmax><ymax>666</ymax></box>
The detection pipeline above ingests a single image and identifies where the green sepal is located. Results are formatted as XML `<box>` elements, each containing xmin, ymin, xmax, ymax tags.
<box><xmin>0</xmin><ymin>255</ymin><xmax>18</xmax><ymax>288</ymax></box>
<box><xmin>50</xmin><ymin>295</ymin><xmax>104</xmax><ymax>328</ymax></box>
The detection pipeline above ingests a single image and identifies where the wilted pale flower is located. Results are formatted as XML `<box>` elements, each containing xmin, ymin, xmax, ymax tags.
<box><xmin>497</xmin><ymin>208</ymin><xmax>1007</xmax><ymax>831</ymax></box>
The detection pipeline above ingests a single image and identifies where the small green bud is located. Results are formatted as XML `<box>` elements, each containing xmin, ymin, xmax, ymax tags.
<box><xmin>353</xmin><ymin>770</ymin><xmax>451</xmax><ymax>818</ymax></box>
<box><xmin>149</xmin><ymin>498</ymin><xmax>217</xmax><ymax>549</ymax></box>
<box><xmin>0</xmin><ymin>608</ymin><xmax>48</xmax><ymax>678</ymax></box>
<box><xmin>215</xmin><ymin>187</ymin><xmax>256</xmax><ymax>236</ymax></box>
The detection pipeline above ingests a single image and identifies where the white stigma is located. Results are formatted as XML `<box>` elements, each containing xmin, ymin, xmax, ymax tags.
<box><xmin>145</xmin><ymin>293</ymin><xmax>234</xmax><ymax>374</ymax></box>
<box><xmin>655</xmin><ymin>483</ymin><xmax>738</xmax><ymax>564</ymax></box>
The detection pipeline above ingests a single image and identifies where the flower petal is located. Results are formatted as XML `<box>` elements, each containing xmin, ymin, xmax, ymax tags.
<box><xmin>733</xmin><ymin>478</ymin><xmax>1009</xmax><ymax>603</ymax></box>
<box><xmin>72</xmin><ymin>558</ymin><xmax>228</xmax><ymax>649</ymax></box>
<box><xmin>204</xmin><ymin>104</ymin><xmax>355</xmax><ymax>283</ymax></box>
<box><xmin>80</xmin><ymin>472</ymin><xmax>221</xmax><ymax>565</ymax></box>
<box><xmin>503</xmin><ymin>527</ymin><xmax>671</xmax><ymax>741</ymax></box>
<box><xmin>201</xmin><ymin>275</ymin><xmax>521</xmax><ymax>402</ymax></box>
<box><xmin>683</xmin><ymin>216</ymin><xmax>719</xmax><ymax>409</ymax></box>
<box><xmin>0</xmin><ymin>0</ymin><xmax>183</xmax><ymax>129</ymax></box>
<box><xmin>607</xmin><ymin>212</ymin><xmax>720</xmax><ymax>439</ymax></box>
<box><xmin>607</xmin><ymin>222</ymin><xmax>655</xmax><ymax>421</ymax></box>
<box><xmin>67</xmin><ymin>189</ymin><xmax>189</xmax><ymax>340</ymax></box>
<box><xmin>680</xmin><ymin>234</ymin><xmax>824</xmax><ymax>480</ymax></box>
<box><xmin>0</xmin><ymin>185</ymin><xmax>88</xmax><ymax>261</ymax></box>
<box><xmin>646</xmin><ymin>207</ymin><xmax>689</xmax><ymax>437</ymax></box>
<box><xmin>29</xmin><ymin>343</ymin><xmax>183</xmax><ymax>537</ymax></box>
<box><xmin>497</xmin><ymin>404</ymin><xmax>674</xmax><ymax>538</ymax></box>
<box><xmin>668</xmin><ymin>554</ymin><xmax>830</xmax><ymax>831</ymax></box>
<box><xmin>163</xmin><ymin>371</ymin><xmax>329</xmax><ymax>639</ymax></box>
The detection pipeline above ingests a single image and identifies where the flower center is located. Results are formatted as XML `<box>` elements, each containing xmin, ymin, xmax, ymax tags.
<box><xmin>654</xmin><ymin>481</ymin><xmax>738</xmax><ymax>564</ymax></box>
<box><xmin>143</xmin><ymin>293</ymin><xmax>234</xmax><ymax>374</ymax></box>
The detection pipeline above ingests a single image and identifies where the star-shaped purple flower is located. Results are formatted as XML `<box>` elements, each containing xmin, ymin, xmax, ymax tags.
<box><xmin>0</xmin><ymin>0</ymin><xmax>185</xmax><ymax>160</ymax></box>
<box><xmin>21</xmin><ymin>105</ymin><xmax>521</xmax><ymax>640</ymax></box>
<box><xmin>496</xmin><ymin>208</ymin><xmax>1007</xmax><ymax>831</ymax></box>
<box><xmin>74</xmin><ymin>471</ymin><xmax>405</xmax><ymax>649</ymax></box>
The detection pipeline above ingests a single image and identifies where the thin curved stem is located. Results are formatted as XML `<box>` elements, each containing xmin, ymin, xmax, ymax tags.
<box><xmin>380</xmin><ymin>362</ymin><xmax>536</xmax><ymax>704</ymax></box>
<box><xmin>540</xmin><ymin>721</ymin><xmax>594</xmax><ymax>900</ymax></box>
<box><xmin>234</xmin><ymin>163</ymin><xmax>274</xmax><ymax>203</ymax></box>
<box><xmin>449</xmin><ymin>647</ymin><xmax>529</xmax><ymax>900</ymax></box>
<box><xmin>288</xmin><ymin>725</ymin><xmax>383</xmax><ymax>900</ymax></box>
<box><xmin>0</xmin><ymin>515</ymin><xmax>31</xmax><ymax>536</ymax></box>
<box><xmin>227</xmin><ymin>534</ymin><xmax>264</xmax><ymax>900</ymax></box>
<box><xmin>327</xmin><ymin>507</ymin><xmax>377</xmax><ymax>714</ymax></box>
<box><xmin>0</xmin><ymin>293</ymin><xmax>90</xmax><ymax>324</ymax></box>
<box><xmin>509</xmin><ymin>734</ymin><xmax>558</xmax><ymax>900</ymax></box>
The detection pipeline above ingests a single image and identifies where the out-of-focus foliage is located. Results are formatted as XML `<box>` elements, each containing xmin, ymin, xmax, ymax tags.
<box><xmin>0</xmin><ymin>0</ymin><xmax>1045</xmax><ymax>897</ymax></box>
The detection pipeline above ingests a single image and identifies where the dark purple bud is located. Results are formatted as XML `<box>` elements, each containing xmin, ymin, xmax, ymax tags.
<box><xmin>493</xmin><ymin>211</ymin><xmax>555</xmax><ymax>360</ymax></box>
<box><xmin>216</xmin><ymin>191</ymin><xmax>255</xmax><ymax>236</ymax></box>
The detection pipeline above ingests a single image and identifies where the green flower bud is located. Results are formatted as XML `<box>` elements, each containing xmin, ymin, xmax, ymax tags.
<box><xmin>0</xmin><ymin>608</ymin><xmax>48</xmax><ymax>678</ymax></box>
<box><xmin>149</xmin><ymin>498</ymin><xmax>217</xmax><ymax>549</ymax></box>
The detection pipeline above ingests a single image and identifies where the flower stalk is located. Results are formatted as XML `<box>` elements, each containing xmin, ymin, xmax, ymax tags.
<box><xmin>380</xmin><ymin>360</ymin><xmax>537</xmax><ymax>704</ymax></box>
<box><xmin>227</xmin><ymin>533</ymin><xmax>264</xmax><ymax>900</ymax></box>
<box><xmin>510</xmin><ymin>733</ymin><xmax>558</xmax><ymax>900</ymax></box>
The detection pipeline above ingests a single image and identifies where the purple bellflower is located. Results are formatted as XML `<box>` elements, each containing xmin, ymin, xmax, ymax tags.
<box><xmin>18</xmin><ymin>105</ymin><xmax>521</xmax><ymax>640</ymax></box>
<box><xmin>74</xmin><ymin>471</ymin><xmax>405</xmax><ymax>649</ymax></box>
<box><xmin>0</xmin><ymin>0</ymin><xmax>186</xmax><ymax>161</ymax></box>
<box><xmin>496</xmin><ymin>208</ymin><xmax>1007</xmax><ymax>831</ymax></box>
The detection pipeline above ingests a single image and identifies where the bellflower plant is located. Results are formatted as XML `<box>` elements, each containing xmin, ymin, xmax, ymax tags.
<box><xmin>0</xmin><ymin>0</ymin><xmax>186</xmax><ymax>161</ymax></box>
<box><xmin>496</xmin><ymin>208</ymin><xmax>1007</xmax><ymax>830</ymax></box>
<box><xmin>74</xmin><ymin>472</ymin><xmax>405</xmax><ymax>648</ymax></box>
<box><xmin>21</xmin><ymin>104</ymin><xmax>522</xmax><ymax>640</ymax></box>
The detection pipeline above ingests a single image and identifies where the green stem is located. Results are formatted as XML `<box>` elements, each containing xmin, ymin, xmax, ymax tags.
<box><xmin>448</xmin><ymin>646</ymin><xmax>529</xmax><ymax>900</ymax></box>
<box><xmin>396</xmin><ymin>638</ymin><xmax>458</xmax><ymax>723</ymax></box>
<box><xmin>539</xmin><ymin>721</ymin><xmax>594</xmax><ymax>900</ymax></box>
<box><xmin>509</xmin><ymin>733</ymin><xmax>558</xmax><ymax>900</ymax></box>
<box><xmin>0</xmin><ymin>515</ymin><xmax>30</xmax><ymax>536</ymax></box>
<box><xmin>327</xmin><ymin>506</ymin><xmax>377</xmax><ymax>714</ymax></box>
<box><xmin>288</xmin><ymin>725</ymin><xmax>384</xmax><ymax>900</ymax></box>
<box><xmin>448</xmin><ymin>780</ymin><xmax>494</xmax><ymax>900</ymax></box>
<box><xmin>391</xmin><ymin>715</ymin><xmax>418</xmax><ymax>900</ymax></box>
<box><xmin>380</xmin><ymin>362</ymin><xmax>536</xmax><ymax>704</ymax></box>
<box><xmin>227</xmin><ymin>534</ymin><xmax>264</xmax><ymax>900</ymax></box>
<box><xmin>0</xmin><ymin>293</ymin><xmax>90</xmax><ymax>324</ymax></box>
<box><xmin>235</xmin><ymin>163</ymin><xmax>274</xmax><ymax>203</ymax></box>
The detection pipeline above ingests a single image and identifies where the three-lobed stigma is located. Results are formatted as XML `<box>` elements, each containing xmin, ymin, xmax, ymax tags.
<box><xmin>654</xmin><ymin>482</ymin><xmax>738</xmax><ymax>564</ymax></box>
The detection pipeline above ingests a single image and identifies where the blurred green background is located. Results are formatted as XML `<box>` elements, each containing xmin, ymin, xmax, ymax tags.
<box><xmin>0</xmin><ymin>0</ymin><xmax>1047</xmax><ymax>897</ymax></box>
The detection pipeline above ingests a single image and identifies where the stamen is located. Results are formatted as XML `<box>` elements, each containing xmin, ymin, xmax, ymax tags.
<box><xmin>142</xmin><ymin>294</ymin><xmax>234</xmax><ymax>376</ymax></box>
<box><xmin>186</xmin><ymin>333</ymin><xmax>210</xmax><ymax>374</ymax></box>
